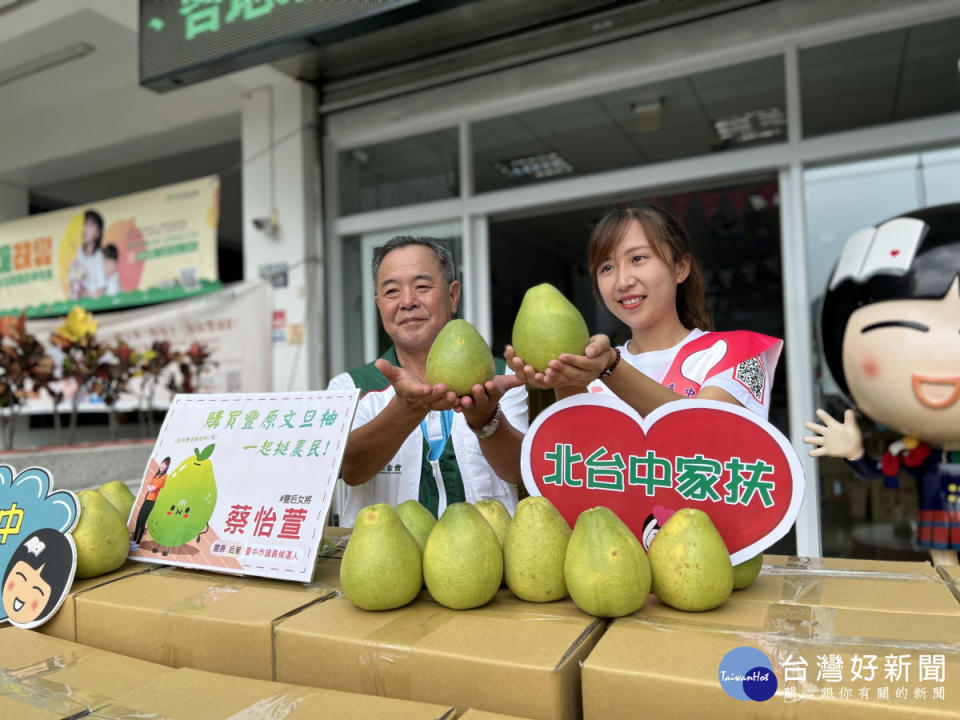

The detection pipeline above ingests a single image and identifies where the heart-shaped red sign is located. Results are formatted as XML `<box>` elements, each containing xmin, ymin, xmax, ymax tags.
<box><xmin>521</xmin><ymin>395</ymin><xmax>804</xmax><ymax>565</ymax></box>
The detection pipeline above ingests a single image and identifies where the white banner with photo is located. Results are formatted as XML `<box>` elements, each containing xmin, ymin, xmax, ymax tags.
<box><xmin>0</xmin><ymin>176</ymin><xmax>221</xmax><ymax>316</ymax></box>
<box><xmin>23</xmin><ymin>279</ymin><xmax>273</xmax><ymax>414</ymax></box>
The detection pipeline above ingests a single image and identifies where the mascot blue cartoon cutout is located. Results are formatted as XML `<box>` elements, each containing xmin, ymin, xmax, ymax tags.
<box><xmin>0</xmin><ymin>466</ymin><xmax>78</xmax><ymax>629</ymax></box>
<box><xmin>804</xmin><ymin>204</ymin><xmax>960</xmax><ymax>564</ymax></box>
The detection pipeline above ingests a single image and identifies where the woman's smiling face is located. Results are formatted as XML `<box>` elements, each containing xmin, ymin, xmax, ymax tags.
<box><xmin>842</xmin><ymin>277</ymin><xmax>960</xmax><ymax>447</ymax></box>
<box><xmin>595</xmin><ymin>220</ymin><xmax>689</xmax><ymax>332</ymax></box>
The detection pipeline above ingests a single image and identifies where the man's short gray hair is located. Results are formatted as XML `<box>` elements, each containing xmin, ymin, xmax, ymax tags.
<box><xmin>371</xmin><ymin>236</ymin><xmax>456</xmax><ymax>287</ymax></box>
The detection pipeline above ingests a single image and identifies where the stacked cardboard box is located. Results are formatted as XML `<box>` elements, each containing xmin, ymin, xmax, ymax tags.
<box><xmin>274</xmin><ymin>588</ymin><xmax>605</xmax><ymax>720</ymax></box>
<box><xmin>458</xmin><ymin>710</ymin><xmax>537</xmax><ymax>720</ymax></box>
<box><xmin>940</xmin><ymin>564</ymin><xmax>960</xmax><ymax>584</ymax></box>
<box><xmin>1</xmin><ymin>629</ymin><xmax>455</xmax><ymax>719</ymax></box>
<box><xmin>582</xmin><ymin>556</ymin><xmax>960</xmax><ymax>719</ymax></box>
<box><xmin>32</xmin><ymin>532</ymin><xmax>600</xmax><ymax>718</ymax></box>
<box><xmin>23</xmin><ymin>547</ymin><xmax>960</xmax><ymax>718</ymax></box>
<box><xmin>38</xmin><ymin>561</ymin><xmax>155</xmax><ymax>641</ymax></box>
<box><xmin>88</xmin><ymin>668</ymin><xmax>456</xmax><ymax>719</ymax></box>
<box><xmin>72</xmin><ymin>565</ymin><xmax>337</xmax><ymax>679</ymax></box>
<box><xmin>941</xmin><ymin>564</ymin><xmax>960</xmax><ymax>606</ymax></box>
<box><xmin>0</xmin><ymin>628</ymin><xmax>175</xmax><ymax>719</ymax></box>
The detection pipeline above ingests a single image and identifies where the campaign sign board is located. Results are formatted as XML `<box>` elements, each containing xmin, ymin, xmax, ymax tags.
<box><xmin>521</xmin><ymin>394</ymin><xmax>804</xmax><ymax>565</ymax></box>
<box><xmin>128</xmin><ymin>390</ymin><xmax>358</xmax><ymax>582</ymax></box>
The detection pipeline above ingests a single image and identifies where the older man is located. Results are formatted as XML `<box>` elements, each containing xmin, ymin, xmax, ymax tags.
<box><xmin>327</xmin><ymin>236</ymin><xmax>527</xmax><ymax>528</ymax></box>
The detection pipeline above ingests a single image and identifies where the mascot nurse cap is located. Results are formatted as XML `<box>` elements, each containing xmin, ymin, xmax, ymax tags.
<box><xmin>803</xmin><ymin>203</ymin><xmax>960</xmax><ymax>564</ymax></box>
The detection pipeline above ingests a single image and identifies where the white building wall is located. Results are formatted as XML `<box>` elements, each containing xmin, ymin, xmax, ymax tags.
<box><xmin>241</xmin><ymin>80</ymin><xmax>321</xmax><ymax>392</ymax></box>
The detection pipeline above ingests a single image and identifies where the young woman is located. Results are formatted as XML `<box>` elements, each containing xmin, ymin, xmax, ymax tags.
<box><xmin>508</xmin><ymin>205</ymin><xmax>782</xmax><ymax>419</ymax></box>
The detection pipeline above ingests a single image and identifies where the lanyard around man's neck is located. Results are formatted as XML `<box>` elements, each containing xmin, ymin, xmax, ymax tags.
<box><xmin>420</xmin><ymin>409</ymin><xmax>454</xmax><ymax>461</ymax></box>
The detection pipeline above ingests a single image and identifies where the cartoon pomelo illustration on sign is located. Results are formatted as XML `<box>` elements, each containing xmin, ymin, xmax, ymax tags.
<box><xmin>0</xmin><ymin>466</ymin><xmax>78</xmax><ymax>629</ymax></box>
<box><xmin>521</xmin><ymin>394</ymin><xmax>804</xmax><ymax>565</ymax></box>
<box><xmin>146</xmin><ymin>445</ymin><xmax>217</xmax><ymax>555</ymax></box>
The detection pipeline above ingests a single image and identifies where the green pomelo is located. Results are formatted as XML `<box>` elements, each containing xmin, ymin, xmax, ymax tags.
<box><xmin>147</xmin><ymin>445</ymin><xmax>217</xmax><ymax>548</ymax></box>
<box><xmin>503</xmin><ymin>496</ymin><xmax>571</xmax><ymax>602</ymax></box>
<box><xmin>423</xmin><ymin>503</ymin><xmax>502</xmax><ymax>609</ymax></box>
<box><xmin>97</xmin><ymin>480</ymin><xmax>135</xmax><ymax>522</ymax></box>
<box><xmin>396</xmin><ymin>499</ymin><xmax>437</xmax><ymax>553</ymax></box>
<box><xmin>74</xmin><ymin>489</ymin><xmax>130</xmax><ymax>579</ymax></box>
<box><xmin>511</xmin><ymin>283</ymin><xmax>590</xmax><ymax>373</ymax></box>
<box><xmin>648</xmin><ymin>508</ymin><xmax>733</xmax><ymax>612</ymax></box>
<box><xmin>425</xmin><ymin>319</ymin><xmax>495</xmax><ymax>397</ymax></box>
<box><xmin>732</xmin><ymin>552</ymin><xmax>763</xmax><ymax>590</ymax></box>
<box><xmin>565</xmin><ymin>506</ymin><xmax>651</xmax><ymax>617</ymax></box>
<box><xmin>475</xmin><ymin>498</ymin><xmax>511</xmax><ymax>548</ymax></box>
<box><xmin>341</xmin><ymin>503</ymin><xmax>423</xmax><ymax>611</ymax></box>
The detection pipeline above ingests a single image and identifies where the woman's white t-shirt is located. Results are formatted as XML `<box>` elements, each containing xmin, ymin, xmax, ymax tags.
<box><xmin>587</xmin><ymin>329</ymin><xmax>781</xmax><ymax>420</ymax></box>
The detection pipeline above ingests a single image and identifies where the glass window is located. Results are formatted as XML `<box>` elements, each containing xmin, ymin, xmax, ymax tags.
<box><xmin>799</xmin><ymin>15</ymin><xmax>960</xmax><ymax>137</ymax></box>
<box><xmin>923</xmin><ymin>147</ymin><xmax>960</xmax><ymax>206</ymax></box>
<box><xmin>337</xmin><ymin>128</ymin><xmax>459</xmax><ymax>215</ymax></box>
<box><xmin>472</xmin><ymin>56</ymin><xmax>786</xmax><ymax>193</ymax></box>
<box><xmin>804</xmin><ymin>144</ymin><xmax>960</xmax><ymax>560</ymax></box>
<box><xmin>805</xmin><ymin>145</ymin><xmax>960</xmax><ymax>338</ymax></box>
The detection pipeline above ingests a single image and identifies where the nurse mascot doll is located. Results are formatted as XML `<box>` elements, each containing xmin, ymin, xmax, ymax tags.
<box><xmin>804</xmin><ymin>204</ymin><xmax>960</xmax><ymax>565</ymax></box>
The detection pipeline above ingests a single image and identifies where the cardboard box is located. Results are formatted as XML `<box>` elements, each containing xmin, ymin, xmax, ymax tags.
<box><xmin>940</xmin><ymin>564</ymin><xmax>960</xmax><ymax>607</ymax></box>
<box><xmin>74</xmin><ymin>566</ymin><xmax>336</xmax><ymax>680</ymax></box>
<box><xmin>939</xmin><ymin>565</ymin><xmax>960</xmax><ymax>584</ymax></box>
<box><xmin>90</xmin><ymin>667</ymin><xmax>456</xmax><ymax>719</ymax></box>
<box><xmin>0</xmin><ymin>696</ymin><xmax>65</xmax><ymax>720</ymax></box>
<box><xmin>0</xmin><ymin>628</ymin><xmax>453</xmax><ymax>720</ymax></box>
<box><xmin>764</xmin><ymin>555</ymin><xmax>938</xmax><ymax>576</ymax></box>
<box><xmin>0</xmin><ymin>628</ymin><xmax>175</xmax><ymax>720</ymax></box>
<box><xmin>459</xmin><ymin>710</ymin><xmax>537</xmax><ymax>720</ymax></box>
<box><xmin>582</xmin><ymin>561</ymin><xmax>960</xmax><ymax>719</ymax></box>
<box><xmin>275</xmin><ymin>589</ymin><xmax>605</xmax><ymax>720</ymax></box>
<box><xmin>746</xmin><ymin>556</ymin><xmax>958</xmax><ymax>615</ymax></box>
<box><xmin>311</xmin><ymin>555</ymin><xmax>343</xmax><ymax>592</ymax></box>
<box><xmin>39</xmin><ymin>561</ymin><xmax>155</xmax><ymax>642</ymax></box>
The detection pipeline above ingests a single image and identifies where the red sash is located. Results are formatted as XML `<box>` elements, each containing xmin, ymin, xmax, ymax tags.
<box><xmin>660</xmin><ymin>330</ymin><xmax>782</xmax><ymax>401</ymax></box>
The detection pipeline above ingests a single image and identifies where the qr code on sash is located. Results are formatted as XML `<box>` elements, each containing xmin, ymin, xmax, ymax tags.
<box><xmin>734</xmin><ymin>356</ymin><xmax>765</xmax><ymax>403</ymax></box>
